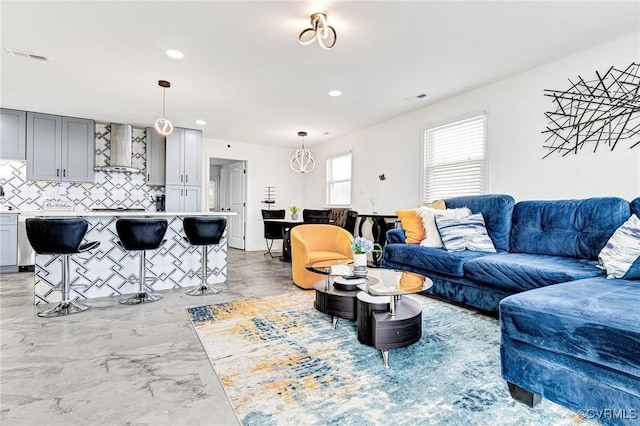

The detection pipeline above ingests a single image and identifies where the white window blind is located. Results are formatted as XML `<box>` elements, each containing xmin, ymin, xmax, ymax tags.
<box><xmin>422</xmin><ymin>115</ymin><xmax>486</xmax><ymax>203</ymax></box>
<box><xmin>326</xmin><ymin>151</ymin><xmax>352</xmax><ymax>205</ymax></box>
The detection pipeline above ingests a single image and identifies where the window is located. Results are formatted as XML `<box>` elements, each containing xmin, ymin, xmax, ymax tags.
<box><xmin>326</xmin><ymin>151</ymin><xmax>352</xmax><ymax>205</ymax></box>
<box><xmin>422</xmin><ymin>114</ymin><xmax>486</xmax><ymax>204</ymax></box>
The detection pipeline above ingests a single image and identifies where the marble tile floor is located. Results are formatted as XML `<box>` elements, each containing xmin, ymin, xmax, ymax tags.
<box><xmin>0</xmin><ymin>249</ymin><xmax>299</xmax><ymax>426</ymax></box>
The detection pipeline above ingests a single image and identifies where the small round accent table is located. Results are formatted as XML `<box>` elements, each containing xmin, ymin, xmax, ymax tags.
<box><xmin>307</xmin><ymin>258</ymin><xmax>375</xmax><ymax>328</ymax></box>
<box><xmin>358</xmin><ymin>269</ymin><xmax>433</xmax><ymax>368</ymax></box>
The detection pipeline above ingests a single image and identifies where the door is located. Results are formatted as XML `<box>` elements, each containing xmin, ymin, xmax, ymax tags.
<box><xmin>62</xmin><ymin>117</ymin><xmax>94</xmax><ymax>183</ymax></box>
<box><xmin>183</xmin><ymin>129</ymin><xmax>202</xmax><ymax>186</ymax></box>
<box><xmin>227</xmin><ymin>161</ymin><xmax>246</xmax><ymax>249</ymax></box>
<box><xmin>165</xmin><ymin>128</ymin><xmax>183</xmax><ymax>185</ymax></box>
<box><xmin>26</xmin><ymin>112</ymin><xmax>62</xmax><ymax>181</ymax></box>
<box><xmin>164</xmin><ymin>185</ymin><xmax>183</xmax><ymax>212</ymax></box>
<box><xmin>0</xmin><ymin>108</ymin><xmax>26</xmax><ymax>160</ymax></box>
<box><xmin>183</xmin><ymin>186</ymin><xmax>201</xmax><ymax>212</ymax></box>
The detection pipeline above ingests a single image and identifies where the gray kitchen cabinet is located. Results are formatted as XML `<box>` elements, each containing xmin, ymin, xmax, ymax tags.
<box><xmin>165</xmin><ymin>184</ymin><xmax>201</xmax><ymax>212</ymax></box>
<box><xmin>183</xmin><ymin>186</ymin><xmax>202</xmax><ymax>212</ymax></box>
<box><xmin>26</xmin><ymin>112</ymin><xmax>95</xmax><ymax>183</ymax></box>
<box><xmin>0</xmin><ymin>213</ymin><xmax>18</xmax><ymax>273</ymax></box>
<box><xmin>165</xmin><ymin>128</ymin><xmax>202</xmax><ymax>186</ymax></box>
<box><xmin>0</xmin><ymin>108</ymin><xmax>26</xmax><ymax>160</ymax></box>
<box><xmin>165</xmin><ymin>127</ymin><xmax>202</xmax><ymax>212</ymax></box>
<box><xmin>145</xmin><ymin>127</ymin><xmax>165</xmax><ymax>186</ymax></box>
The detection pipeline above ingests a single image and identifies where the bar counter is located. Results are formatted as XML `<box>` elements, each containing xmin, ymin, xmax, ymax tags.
<box><xmin>18</xmin><ymin>211</ymin><xmax>235</xmax><ymax>305</ymax></box>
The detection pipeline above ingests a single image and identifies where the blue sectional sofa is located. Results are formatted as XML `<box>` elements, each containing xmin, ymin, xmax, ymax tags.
<box><xmin>381</xmin><ymin>194</ymin><xmax>640</xmax><ymax>423</ymax></box>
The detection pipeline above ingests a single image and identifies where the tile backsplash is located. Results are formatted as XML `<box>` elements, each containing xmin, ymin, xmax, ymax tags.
<box><xmin>0</xmin><ymin>123</ymin><xmax>164</xmax><ymax>211</ymax></box>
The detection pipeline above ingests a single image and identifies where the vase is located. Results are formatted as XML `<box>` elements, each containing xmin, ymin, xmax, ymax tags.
<box><xmin>291</xmin><ymin>213</ymin><xmax>298</xmax><ymax>221</ymax></box>
<box><xmin>353</xmin><ymin>252</ymin><xmax>368</xmax><ymax>276</ymax></box>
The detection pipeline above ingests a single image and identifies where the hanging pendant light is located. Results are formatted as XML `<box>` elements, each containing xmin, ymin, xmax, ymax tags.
<box><xmin>289</xmin><ymin>131</ymin><xmax>316</xmax><ymax>173</ymax></box>
<box><xmin>154</xmin><ymin>80</ymin><xmax>174</xmax><ymax>136</ymax></box>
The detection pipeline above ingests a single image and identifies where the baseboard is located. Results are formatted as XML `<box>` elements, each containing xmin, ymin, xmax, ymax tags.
<box><xmin>19</xmin><ymin>265</ymin><xmax>35</xmax><ymax>272</ymax></box>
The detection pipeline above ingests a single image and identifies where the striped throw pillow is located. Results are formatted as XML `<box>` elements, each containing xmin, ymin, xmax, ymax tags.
<box><xmin>435</xmin><ymin>213</ymin><xmax>497</xmax><ymax>253</ymax></box>
<box><xmin>598</xmin><ymin>214</ymin><xmax>640</xmax><ymax>279</ymax></box>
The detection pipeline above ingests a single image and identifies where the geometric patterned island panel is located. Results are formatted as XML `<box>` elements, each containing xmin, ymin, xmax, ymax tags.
<box><xmin>32</xmin><ymin>215</ymin><xmax>227</xmax><ymax>305</ymax></box>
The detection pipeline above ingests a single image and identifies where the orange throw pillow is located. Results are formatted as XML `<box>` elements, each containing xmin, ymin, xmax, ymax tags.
<box><xmin>396</xmin><ymin>200</ymin><xmax>446</xmax><ymax>244</ymax></box>
<box><xmin>396</xmin><ymin>209</ymin><xmax>424</xmax><ymax>244</ymax></box>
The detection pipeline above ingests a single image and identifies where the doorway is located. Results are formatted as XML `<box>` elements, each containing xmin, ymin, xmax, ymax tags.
<box><xmin>208</xmin><ymin>157</ymin><xmax>246</xmax><ymax>250</ymax></box>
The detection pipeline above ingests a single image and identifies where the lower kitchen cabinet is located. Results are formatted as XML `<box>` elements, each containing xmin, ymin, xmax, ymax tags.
<box><xmin>0</xmin><ymin>213</ymin><xmax>19</xmax><ymax>273</ymax></box>
<box><xmin>165</xmin><ymin>185</ymin><xmax>201</xmax><ymax>212</ymax></box>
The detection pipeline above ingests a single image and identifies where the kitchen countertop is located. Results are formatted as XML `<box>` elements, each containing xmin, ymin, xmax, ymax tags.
<box><xmin>17</xmin><ymin>210</ymin><xmax>237</xmax><ymax>217</ymax></box>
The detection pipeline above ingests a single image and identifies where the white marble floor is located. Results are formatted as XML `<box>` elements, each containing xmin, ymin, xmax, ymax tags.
<box><xmin>0</xmin><ymin>249</ymin><xmax>299</xmax><ymax>426</ymax></box>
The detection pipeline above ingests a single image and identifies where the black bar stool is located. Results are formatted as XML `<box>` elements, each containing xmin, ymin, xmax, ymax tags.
<box><xmin>115</xmin><ymin>218</ymin><xmax>168</xmax><ymax>305</ymax></box>
<box><xmin>25</xmin><ymin>218</ymin><xmax>100</xmax><ymax>318</ymax></box>
<box><xmin>182</xmin><ymin>216</ymin><xmax>227</xmax><ymax>296</ymax></box>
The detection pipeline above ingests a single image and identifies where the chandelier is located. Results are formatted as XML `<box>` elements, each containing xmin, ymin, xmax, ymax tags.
<box><xmin>289</xmin><ymin>131</ymin><xmax>316</xmax><ymax>173</ymax></box>
<box><xmin>154</xmin><ymin>80</ymin><xmax>174</xmax><ymax>136</ymax></box>
<box><xmin>298</xmin><ymin>12</ymin><xmax>337</xmax><ymax>49</ymax></box>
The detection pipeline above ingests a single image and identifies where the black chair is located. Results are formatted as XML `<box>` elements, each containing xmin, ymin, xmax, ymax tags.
<box><xmin>25</xmin><ymin>218</ymin><xmax>100</xmax><ymax>317</ymax></box>
<box><xmin>182</xmin><ymin>216</ymin><xmax>227</xmax><ymax>296</ymax></box>
<box><xmin>262</xmin><ymin>209</ymin><xmax>286</xmax><ymax>258</ymax></box>
<box><xmin>330</xmin><ymin>208</ymin><xmax>359</xmax><ymax>235</ymax></box>
<box><xmin>115</xmin><ymin>218</ymin><xmax>168</xmax><ymax>305</ymax></box>
<box><xmin>303</xmin><ymin>209</ymin><xmax>331</xmax><ymax>224</ymax></box>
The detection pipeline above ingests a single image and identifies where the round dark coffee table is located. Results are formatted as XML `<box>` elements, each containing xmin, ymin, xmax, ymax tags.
<box><xmin>358</xmin><ymin>269</ymin><xmax>433</xmax><ymax>368</ymax></box>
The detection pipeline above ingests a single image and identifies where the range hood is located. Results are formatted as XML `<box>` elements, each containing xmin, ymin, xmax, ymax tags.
<box><xmin>94</xmin><ymin>123</ymin><xmax>143</xmax><ymax>173</ymax></box>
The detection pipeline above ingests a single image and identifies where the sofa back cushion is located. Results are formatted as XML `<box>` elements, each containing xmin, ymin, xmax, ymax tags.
<box><xmin>510</xmin><ymin>197</ymin><xmax>630</xmax><ymax>260</ymax></box>
<box><xmin>631</xmin><ymin>197</ymin><xmax>640</xmax><ymax>217</ymax></box>
<box><xmin>444</xmin><ymin>194</ymin><xmax>515</xmax><ymax>251</ymax></box>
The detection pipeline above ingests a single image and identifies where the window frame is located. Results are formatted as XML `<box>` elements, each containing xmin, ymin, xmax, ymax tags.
<box><xmin>421</xmin><ymin>112</ymin><xmax>488</xmax><ymax>204</ymax></box>
<box><xmin>325</xmin><ymin>149</ymin><xmax>353</xmax><ymax>207</ymax></box>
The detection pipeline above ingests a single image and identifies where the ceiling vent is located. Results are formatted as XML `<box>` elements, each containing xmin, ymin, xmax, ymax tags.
<box><xmin>5</xmin><ymin>48</ymin><xmax>49</xmax><ymax>62</ymax></box>
<box><xmin>404</xmin><ymin>93</ymin><xmax>427</xmax><ymax>102</ymax></box>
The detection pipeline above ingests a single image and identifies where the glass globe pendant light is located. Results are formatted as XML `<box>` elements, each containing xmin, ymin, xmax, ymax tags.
<box><xmin>289</xmin><ymin>131</ymin><xmax>316</xmax><ymax>173</ymax></box>
<box><xmin>154</xmin><ymin>80</ymin><xmax>174</xmax><ymax>136</ymax></box>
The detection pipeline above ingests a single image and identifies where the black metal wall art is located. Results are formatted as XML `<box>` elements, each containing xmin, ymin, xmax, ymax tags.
<box><xmin>542</xmin><ymin>62</ymin><xmax>640</xmax><ymax>158</ymax></box>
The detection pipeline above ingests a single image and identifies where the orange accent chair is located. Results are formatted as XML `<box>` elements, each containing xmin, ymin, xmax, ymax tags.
<box><xmin>290</xmin><ymin>224</ymin><xmax>354</xmax><ymax>289</ymax></box>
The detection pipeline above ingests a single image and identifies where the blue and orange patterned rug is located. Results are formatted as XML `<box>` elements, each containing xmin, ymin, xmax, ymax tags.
<box><xmin>187</xmin><ymin>292</ymin><xmax>583</xmax><ymax>425</ymax></box>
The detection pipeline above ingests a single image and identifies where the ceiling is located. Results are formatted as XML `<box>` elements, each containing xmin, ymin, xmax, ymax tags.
<box><xmin>1</xmin><ymin>1</ymin><xmax>638</xmax><ymax>148</ymax></box>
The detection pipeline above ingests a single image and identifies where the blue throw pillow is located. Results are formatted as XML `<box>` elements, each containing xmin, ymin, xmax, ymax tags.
<box><xmin>435</xmin><ymin>212</ymin><xmax>497</xmax><ymax>253</ymax></box>
<box><xmin>598</xmin><ymin>214</ymin><xmax>640</xmax><ymax>279</ymax></box>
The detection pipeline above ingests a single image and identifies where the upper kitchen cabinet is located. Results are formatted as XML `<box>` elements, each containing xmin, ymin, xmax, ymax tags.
<box><xmin>26</xmin><ymin>112</ymin><xmax>95</xmax><ymax>183</ymax></box>
<box><xmin>165</xmin><ymin>128</ymin><xmax>202</xmax><ymax>186</ymax></box>
<box><xmin>0</xmin><ymin>108</ymin><xmax>26</xmax><ymax>160</ymax></box>
<box><xmin>145</xmin><ymin>127</ymin><xmax>165</xmax><ymax>186</ymax></box>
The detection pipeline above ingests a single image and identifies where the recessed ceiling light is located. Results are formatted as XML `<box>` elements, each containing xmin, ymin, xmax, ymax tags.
<box><xmin>165</xmin><ymin>49</ymin><xmax>184</xmax><ymax>60</ymax></box>
<box><xmin>328</xmin><ymin>90</ymin><xmax>342</xmax><ymax>97</ymax></box>
<box><xmin>195</xmin><ymin>120</ymin><xmax>206</xmax><ymax>126</ymax></box>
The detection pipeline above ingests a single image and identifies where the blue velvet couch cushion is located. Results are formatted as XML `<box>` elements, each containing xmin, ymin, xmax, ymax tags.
<box><xmin>510</xmin><ymin>197</ymin><xmax>630</xmax><ymax>260</ymax></box>
<box><xmin>382</xmin><ymin>244</ymin><xmax>492</xmax><ymax>277</ymax></box>
<box><xmin>445</xmin><ymin>194</ymin><xmax>514</xmax><ymax>251</ymax></box>
<box><xmin>464</xmin><ymin>252</ymin><xmax>603</xmax><ymax>291</ymax></box>
<box><xmin>632</xmin><ymin>197</ymin><xmax>640</xmax><ymax>217</ymax></box>
<box><xmin>386</xmin><ymin>228</ymin><xmax>405</xmax><ymax>245</ymax></box>
<box><xmin>500</xmin><ymin>276</ymin><xmax>640</xmax><ymax>385</ymax></box>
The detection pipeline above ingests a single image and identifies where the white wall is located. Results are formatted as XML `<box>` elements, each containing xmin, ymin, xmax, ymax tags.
<box><xmin>203</xmin><ymin>137</ymin><xmax>304</xmax><ymax>251</ymax></box>
<box><xmin>304</xmin><ymin>33</ymin><xmax>640</xmax><ymax>213</ymax></box>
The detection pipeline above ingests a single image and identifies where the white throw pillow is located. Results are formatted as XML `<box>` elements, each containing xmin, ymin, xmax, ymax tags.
<box><xmin>419</xmin><ymin>207</ymin><xmax>471</xmax><ymax>248</ymax></box>
<box><xmin>435</xmin><ymin>213</ymin><xmax>497</xmax><ymax>253</ymax></box>
<box><xmin>598</xmin><ymin>214</ymin><xmax>640</xmax><ymax>279</ymax></box>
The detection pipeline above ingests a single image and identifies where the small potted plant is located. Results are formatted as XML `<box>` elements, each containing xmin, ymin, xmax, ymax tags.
<box><xmin>351</xmin><ymin>237</ymin><xmax>374</xmax><ymax>275</ymax></box>
<box><xmin>289</xmin><ymin>205</ymin><xmax>299</xmax><ymax>220</ymax></box>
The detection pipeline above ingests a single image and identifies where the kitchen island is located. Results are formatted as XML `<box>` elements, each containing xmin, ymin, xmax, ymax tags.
<box><xmin>18</xmin><ymin>211</ymin><xmax>236</xmax><ymax>305</ymax></box>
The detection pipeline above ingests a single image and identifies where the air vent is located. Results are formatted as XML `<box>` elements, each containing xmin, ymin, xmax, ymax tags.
<box><xmin>404</xmin><ymin>93</ymin><xmax>427</xmax><ymax>102</ymax></box>
<box><xmin>5</xmin><ymin>48</ymin><xmax>49</xmax><ymax>62</ymax></box>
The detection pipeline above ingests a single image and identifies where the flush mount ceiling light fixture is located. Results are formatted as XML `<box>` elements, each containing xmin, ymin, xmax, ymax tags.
<box><xmin>154</xmin><ymin>80</ymin><xmax>174</xmax><ymax>136</ymax></box>
<box><xmin>290</xmin><ymin>131</ymin><xmax>316</xmax><ymax>173</ymax></box>
<box><xmin>298</xmin><ymin>12</ymin><xmax>336</xmax><ymax>49</ymax></box>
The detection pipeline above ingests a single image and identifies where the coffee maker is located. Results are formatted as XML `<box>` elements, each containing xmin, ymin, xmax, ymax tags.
<box><xmin>155</xmin><ymin>195</ymin><xmax>165</xmax><ymax>211</ymax></box>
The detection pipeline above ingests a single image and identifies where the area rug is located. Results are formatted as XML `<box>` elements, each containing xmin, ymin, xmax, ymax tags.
<box><xmin>187</xmin><ymin>292</ymin><xmax>583</xmax><ymax>425</ymax></box>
